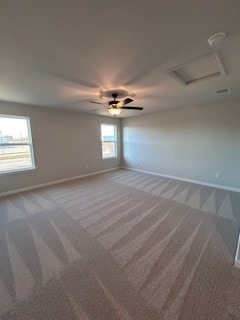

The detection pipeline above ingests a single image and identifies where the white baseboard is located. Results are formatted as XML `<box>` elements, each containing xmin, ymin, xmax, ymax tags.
<box><xmin>234</xmin><ymin>232</ymin><xmax>240</xmax><ymax>269</ymax></box>
<box><xmin>122</xmin><ymin>167</ymin><xmax>240</xmax><ymax>193</ymax></box>
<box><xmin>0</xmin><ymin>167</ymin><xmax>120</xmax><ymax>198</ymax></box>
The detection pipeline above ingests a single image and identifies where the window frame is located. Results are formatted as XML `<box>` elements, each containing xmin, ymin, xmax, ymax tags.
<box><xmin>0</xmin><ymin>114</ymin><xmax>36</xmax><ymax>175</ymax></box>
<box><xmin>101</xmin><ymin>123</ymin><xmax>118</xmax><ymax>159</ymax></box>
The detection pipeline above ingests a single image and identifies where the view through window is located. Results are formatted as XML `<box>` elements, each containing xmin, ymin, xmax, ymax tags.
<box><xmin>0</xmin><ymin>115</ymin><xmax>35</xmax><ymax>173</ymax></box>
<box><xmin>101</xmin><ymin>124</ymin><xmax>117</xmax><ymax>159</ymax></box>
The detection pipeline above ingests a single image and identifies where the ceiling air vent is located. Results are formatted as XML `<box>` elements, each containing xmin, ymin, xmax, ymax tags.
<box><xmin>216</xmin><ymin>88</ymin><xmax>231</xmax><ymax>95</ymax></box>
<box><xmin>168</xmin><ymin>52</ymin><xmax>226</xmax><ymax>86</ymax></box>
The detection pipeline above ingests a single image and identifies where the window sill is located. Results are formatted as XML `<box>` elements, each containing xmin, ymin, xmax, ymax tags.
<box><xmin>0</xmin><ymin>167</ymin><xmax>36</xmax><ymax>176</ymax></box>
<box><xmin>102</xmin><ymin>156</ymin><xmax>118</xmax><ymax>160</ymax></box>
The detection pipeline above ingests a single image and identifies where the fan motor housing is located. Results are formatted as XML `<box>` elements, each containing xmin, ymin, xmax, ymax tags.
<box><xmin>109</xmin><ymin>100</ymin><xmax>120</xmax><ymax>106</ymax></box>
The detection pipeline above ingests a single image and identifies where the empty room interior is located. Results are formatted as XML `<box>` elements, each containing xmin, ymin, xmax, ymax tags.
<box><xmin>1</xmin><ymin>1</ymin><xmax>240</xmax><ymax>319</ymax></box>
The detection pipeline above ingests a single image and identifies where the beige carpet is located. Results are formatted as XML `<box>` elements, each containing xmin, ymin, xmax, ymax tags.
<box><xmin>0</xmin><ymin>169</ymin><xmax>240</xmax><ymax>319</ymax></box>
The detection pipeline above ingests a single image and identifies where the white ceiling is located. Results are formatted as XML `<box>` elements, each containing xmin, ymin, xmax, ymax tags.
<box><xmin>1</xmin><ymin>0</ymin><xmax>240</xmax><ymax>117</ymax></box>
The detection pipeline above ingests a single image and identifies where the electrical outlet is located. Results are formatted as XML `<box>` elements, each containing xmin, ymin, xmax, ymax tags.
<box><xmin>86</xmin><ymin>164</ymin><xmax>88</xmax><ymax>169</ymax></box>
<box><xmin>215</xmin><ymin>173</ymin><xmax>221</xmax><ymax>179</ymax></box>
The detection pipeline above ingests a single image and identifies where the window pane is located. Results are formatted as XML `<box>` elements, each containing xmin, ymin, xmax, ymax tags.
<box><xmin>101</xmin><ymin>124</ymin><xmax>117</xmax><ymax>159</ymax></box>
<box><xmin>0</xmin><ymin>145</ymin><xmax>33</xmax><ymax>172</ymax></box>
<box><xmin>101</xmin><ymin>125</ymin><xmax>115</xmax><ymax>142</ymax></box>
<box><xmin>0</xmin><ymin>116</ymin><xmax>35</xmax><ymax>173</ymax></box>
<box><xmin>102</xmin><ymin>142</ymin><xmax>116</xmax><ymax>158</ymax></box>
<box><xmin>0</xmin><ymin>117</ymin><xmax>30</xmax><ymax>143</ymax></box>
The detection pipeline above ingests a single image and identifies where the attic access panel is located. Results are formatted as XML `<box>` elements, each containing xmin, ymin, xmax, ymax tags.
<box><xmin>168</xmin><ymin>52</ymin><xmax>226</xmax><ymax>86</ymax></box>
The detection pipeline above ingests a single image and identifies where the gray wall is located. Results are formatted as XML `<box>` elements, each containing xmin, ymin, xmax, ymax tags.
<box><xmin>0</xmin><ymin>101</ymin><xmax>120</xmax><ymax>193</ymax></box>
<box><xmin>122</xmin><ymin>98</ymin><xmax>240</xmax><ymax>189</ymax></box>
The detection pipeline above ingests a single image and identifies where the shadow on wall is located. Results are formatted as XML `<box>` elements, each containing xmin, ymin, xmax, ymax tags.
<box><xmin>122</xmin><ymin>101</ymin><xmax>240</xmax><ymax>190</ymax></box>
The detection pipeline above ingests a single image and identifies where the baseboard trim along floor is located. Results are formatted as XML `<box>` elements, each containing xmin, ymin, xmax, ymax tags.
<box><xmin>123</xmin><ymin>167</ymin><xmax>240</xmax><ymax>193</ymax></box>
<box><xmin>0</xmin><ymin>167</ymin><xmax>120</xmax><ymax>198</ymax></box>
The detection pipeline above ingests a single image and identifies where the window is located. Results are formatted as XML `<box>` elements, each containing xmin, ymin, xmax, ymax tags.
<box><xmin>101</xmin><ymin>124</ymin><xmax>118</xmax><ymax>159</ymax></box>
<box><xmin>0</xmin><ymin>115</ymin><xmax>35</xmax><ymax>174</ymax></box>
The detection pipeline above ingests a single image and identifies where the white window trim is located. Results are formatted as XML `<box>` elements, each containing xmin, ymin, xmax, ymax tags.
<box><xmin>0</xmin><ymin>114</ymin><xmax>36</xmax><ymax>175</ymax></box>
<box><xmin>101</xmin><ymin>123</ymin><xmax>118</xmax><ymax>159</ymax></box>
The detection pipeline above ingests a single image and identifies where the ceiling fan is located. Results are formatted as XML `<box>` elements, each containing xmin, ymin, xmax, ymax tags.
<box><xmin>89</xmin><ymin>93</ymin><xmax>144</xmax><ymax>116</ymax></box>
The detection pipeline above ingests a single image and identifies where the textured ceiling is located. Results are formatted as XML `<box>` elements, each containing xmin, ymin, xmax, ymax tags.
<box><xmin>0</xmin><ymin>0</ymin><xmax>240</xmax><ymax>117</ymax></box>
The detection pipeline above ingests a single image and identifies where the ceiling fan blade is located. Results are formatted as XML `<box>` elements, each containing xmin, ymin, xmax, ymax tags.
<box><xmin>89</xmin><ymin>100</ymin><xmax>106</xmax><ymax>106</ymax></box>
<box><xmin>121</xmin><ymin>106</ymin><xmax>144</xmax><ymax>110</ymax></box>
<box><xmin>123</xmin><ymin>97</ymin><xmax>134</xmax><ymax>105</ymax></box>
<box><xmin>118</xmin><ymin>97</ymin><xmax>134</xmax><ymax>107</ymax></box>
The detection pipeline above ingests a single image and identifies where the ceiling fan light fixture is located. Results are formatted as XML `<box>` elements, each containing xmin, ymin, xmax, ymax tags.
<box><xmin>90</xmin><ymin>92</ymin><xmax>143</xmax><ymax>115</ymax></box>
<box><xmin>108</xmin><ymin>108</ymin><xmax>121</xmax><ymax>116</ymax></box>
